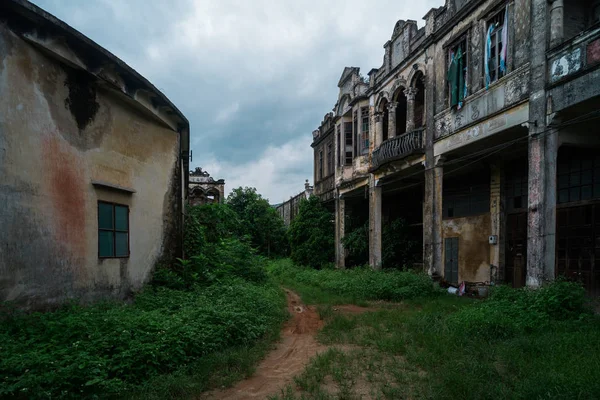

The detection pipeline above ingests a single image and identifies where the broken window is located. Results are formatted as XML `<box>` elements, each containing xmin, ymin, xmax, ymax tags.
<box><xmin>485</xmin><ymin>8</ymin><xmax>507</xmax><ymax>86</ymax></box>
<box><xmin>361</xmin><ymin>107</ymin><xmax>369</xmax><ymax>155</ymax></box>
<box><xmin>98</xmin><ymin>201</ymin><xmax>129</xmax><ymax>258</ymax></box>
<box><xmin>344</xmin><ymin>122</ymin><xmax>353</xmax><ymax>165</ymax></box>
<box><xmin>447</xmin><ymin>38</ymin><xmax>468</xmax><ymax>109</ymax></box>
<box><xmin>505</xmin><ymin>168</ymin><xmax>528</xmax><ymax>212</ymax></box>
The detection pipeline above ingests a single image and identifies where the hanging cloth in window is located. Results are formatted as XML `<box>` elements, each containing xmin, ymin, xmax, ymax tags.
<box><xmin>447</xmin><ymin>50</ymin><xmax>459</xmax><ymax>108</ymax></box>
<box><xmin>457</xmin><ymin>47</ymin><xmax>466</xmax><ymax>109</ymax></box>
<box><xmin>500</xmin><ymin>6</ymin><xmax>508</xmax><ymax>74</ymax></box>
<box><xmin>485</xmin><ymin>25</ymin><xmax>494</xmax><ymax>89</ymax></box>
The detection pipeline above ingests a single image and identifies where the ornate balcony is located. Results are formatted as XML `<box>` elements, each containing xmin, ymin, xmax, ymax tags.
<box><xmin>371</xmin><ymin>127</ymin><xmax>425</xmax><ymax>171</ymax></box>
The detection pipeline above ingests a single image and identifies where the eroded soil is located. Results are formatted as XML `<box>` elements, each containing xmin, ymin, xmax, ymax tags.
<box><xmin>203</xmin><ymin>289</ymin><xmax>327</xmax><ymax>399</ymax></box>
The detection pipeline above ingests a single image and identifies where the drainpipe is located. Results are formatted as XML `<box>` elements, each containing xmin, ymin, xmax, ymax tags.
<box><xmin>549</xmin><ymin>0</ymin><xmax>564</xmax><ymax>48</ymax></box>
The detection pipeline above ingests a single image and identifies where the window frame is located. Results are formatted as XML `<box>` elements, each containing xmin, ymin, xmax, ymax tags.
<box><xmin>318</xmin><ymin>149</ymin><xmax>324</xmax><ymax>181</ymax></box>
<box><xmin>361</xmin><ymin>107</ymin><xmax>370</xmax><ymax>155</ymax></box>
<box><xmin>344</xmin><ymin>121</ymin><xmax>353</xmax><ymax>166</ymax></box>
<box><xmin>98</xmin><ymin>201</ymin><xmax>130</xmax><ymax>259</ymax></box>
<box><xmin>486</xmin><ymin>9</ymin><xmax>506</xmax><ymax>84</ymax></box>
<box><xmin>445</xmin><ymin>35</ymin><xmax>469</xmax><ymax>108</ymax></box>
<box><xmin>326</xmin><ymin>142</ymin><xmax>333</xmax><ymax>176</ymax></box>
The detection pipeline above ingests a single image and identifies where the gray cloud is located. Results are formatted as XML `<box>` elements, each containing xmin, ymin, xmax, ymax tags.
<box><xmin>31</xmin><ymin>0</ymin><xmax>440</xmax><ymax>203</ymax></box>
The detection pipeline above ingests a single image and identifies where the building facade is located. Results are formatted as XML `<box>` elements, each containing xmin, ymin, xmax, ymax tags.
<box><xmin>311</xmin><ymin>0</ymin><xmax>600</xmax><ymax>295</ymax></box>
<box><xmin>0</xmin><ymin>0</ymin><xmax>190</xmax><ymax>307</ymax></box>
<box><xmin>275</xmin><ymin>180</ymin><xmax>314</xmax><ymax>227</ymax></box>
<box><xmin>188</xmin><ymin>168</ymin><xmax>225</xmax><ymax>206</ymax></box>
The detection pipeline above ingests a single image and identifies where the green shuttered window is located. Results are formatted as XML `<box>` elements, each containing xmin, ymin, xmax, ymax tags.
<box><xmin>98</xmin><ymin>201</ymin><xmax>129</xmax><ymax>258</ymax></box>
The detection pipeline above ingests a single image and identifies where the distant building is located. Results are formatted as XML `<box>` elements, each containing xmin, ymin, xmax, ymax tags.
<box><xmin>276</xmin><ymin>180</ymin><xmax>314</xmax><ymax>226</ymax></box>
<box><xmin>0</xmin><ymin>0</ymin><xmax>190</xmax><ymax>308</ymax></box>
<box><xmin>188</xmin><ymin>168</ymin><xmax>225</xmax><ymax>205</ymax></box>
<box><xmin>311</xmin><ymin>0</ymin><xmax>600</xmax><ymax>295</ymax></box>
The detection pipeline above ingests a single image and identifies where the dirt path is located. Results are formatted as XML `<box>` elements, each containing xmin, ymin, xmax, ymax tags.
<box><xmin>203</xmin><ymin>289</ymin><xmax>327</xmax><ymax>400</ymax></box>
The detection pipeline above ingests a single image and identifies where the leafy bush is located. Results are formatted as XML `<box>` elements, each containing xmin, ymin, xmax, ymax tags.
<box><xmin>382</xmin><ymin>218</ymin><xmax>418</xmax><ymax>269</ymax></box>
<box><xmin>447</xmin><ymin>280</ymin><xmax>592</xmax><ymax>339</ymax></box>
<box><xmin>269</xmin><ymin>259</ymin><xmax>435</xmax><ymax>302</ymax></box>
<box><xmin>341</xmin><ymin>221</ymin><xmax>369</xmax><ymax>266</ymax></box>
<box><xmin>288</xmin><ymin>196</ymin><xmax>335</xmax><ymax>269</ymax></box>
<box><xmin>0</xmin><ymin>282</ymin><xmax>287</xmax><ymax>399</ymax></box>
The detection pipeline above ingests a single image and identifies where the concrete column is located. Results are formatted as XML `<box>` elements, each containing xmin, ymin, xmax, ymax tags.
<box><xmin>404</xmin><ymin>88</ymin><xmax>418</xmax><ymax>133</ymax></box>
<box><xmin>527</xmin><ymin>128</ymin><xmax>558</xmax><ymax>287</ymax></box>
<box><xmin>527</xmin><ymin>0</ymin><xmax>556</xmax><ymax>287</ymax></box>
<box><xmin>335</xmin><ymin>195</ymin><xmax>346</xmax><ymax>269</ymax></box>
<box><xmin>423</xmin><ymin>159</ymin><xmax>443</xmax><ymax>276</ymax></box>
<box><xmin>549</xmin><ymin>0</ymin><xmax>564</xmax><ymax>48</ymax></box>
<box><xmin>374</xmin><ymin>112</ymin><xmax>384</xmax><ymax>147</ymax></box>
<box><xmin>369</xmin><ymin>175</ymin><xmax>382</xmax><ymax>270</ymax></box>
<box><xmin>489</xmin><ymin>164</ymin><xmax>504</xmax><ymax>283</ymax></box>
<box><xmin>387</xmin><ymin>101</ymin><xmax>398</xmax><ymax>139</ymax></box>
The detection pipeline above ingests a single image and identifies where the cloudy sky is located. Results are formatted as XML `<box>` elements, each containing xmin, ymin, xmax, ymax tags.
<box><xmin>31</xmin><ymin>0</ymin><xmax>439</xmax><ymax>204</ymax></box>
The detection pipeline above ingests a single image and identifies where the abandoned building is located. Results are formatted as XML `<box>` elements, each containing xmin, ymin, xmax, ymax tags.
<box><xmin>188</xmin><ymin>168</ymin><xmax>225</xmax><ymax>206</ymax></box>
<box><xmin>311</xmin><ymin>0</ymin><xmax>600</xmax><ymax>295</ymax></box>
<box><xmin>275</xmin><ymin>180</ymin><xmax>314</xmax><ymax>226</ymax></box>
<box><xmin>0</xmin><ymin>0</ymin><xmax>190</xmax><ymax>307</ymax></box>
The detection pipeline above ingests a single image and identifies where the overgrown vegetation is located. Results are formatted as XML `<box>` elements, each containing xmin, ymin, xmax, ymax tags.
<box><xmin>288</xmin><ymin>196</ymin><xmax>335</xmax><ymax>269</ymax></box>
<box><xmin>270</xmin><ymin>262</ymin><xmax>600</xmax><ymax>400</ymax></box>
<box><xmin>0</xmin><ymin>190</ymin><xmax>290</xmax><ymax>399</ymax></box>
<box><xmin>342</xmin><ymin>218</ymin><xmax>418</xmax><ymax>269</ymax></box>
<box><xmin>269</xmin><ymin>259</ymin><xmax>436</xmax><ymax>304</ymax></box>
<box><xmin>227</xmin><ymin>187</ymin><xmax>289</xmax><ymax>257</ymax></box>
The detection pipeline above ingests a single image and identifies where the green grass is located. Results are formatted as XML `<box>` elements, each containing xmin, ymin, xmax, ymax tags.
<box><xmin>270</xmin><ymin>261</ymin><xmax>600</xmax><ymax>400</ymax></box>
<box><xmin>268</xmin><ymin>258</ymin><xmax>438</xmax><ymax>305</ymax></box>
<box><xmin>0</xmin><ymin>280</ymin><xmax>288</xmax><ymax>399</ymax></box>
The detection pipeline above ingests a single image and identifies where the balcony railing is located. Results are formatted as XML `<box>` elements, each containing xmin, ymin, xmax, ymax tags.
<box><xmin>371</xmin><ymin>127</ymin><xmax>425</xmax><ymax>171</ymax></box>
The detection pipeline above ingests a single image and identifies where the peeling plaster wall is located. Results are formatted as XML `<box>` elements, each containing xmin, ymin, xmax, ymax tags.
<box><xmin>0</xmin><ymin>24</ymin><xmax>180</xmax><ymax>308</ymax></box>
<box><xmin>442</xmin><ymin>214</ymin><xmax>492</xmax><ymax>282</ymax></box>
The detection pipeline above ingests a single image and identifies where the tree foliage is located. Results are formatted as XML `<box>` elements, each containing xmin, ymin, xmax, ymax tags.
<box><xmin>227</xmin><ymin>187</ymin><xmax>288</xmax><ymax>257</ymax></box>
<box><xmin>288</xmin><ymin>196</ymin><xmax>334</xmax><ymax>268</ymax></box>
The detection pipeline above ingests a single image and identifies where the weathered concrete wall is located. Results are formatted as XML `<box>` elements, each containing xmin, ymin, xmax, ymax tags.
<box><xmin>0</xmin><ymin>24</ymin><xmax>180</xmax><ymax>307</ymax></box>
<box><xmin>442</xmin><ymin>214</ymin><xmax>492</xmax><ymax>282</ymax></box>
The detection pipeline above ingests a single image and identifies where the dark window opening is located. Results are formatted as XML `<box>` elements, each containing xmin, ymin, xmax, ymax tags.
<box><xmin>443</xmin><ymin>170</ymin><xmax>490</xmax><ymax>218</ymax></box>
<box><xmin>413</xmin><ymin>73</ymin><xmax>425</xmax><ymax>129</ymax></box>
<box><xmin>381</xmin><ymin>100</ymin><xmax>389</xmax><ymax>142</ymax></box>
<box><xmin>98</xmin><ymin>201</ymin><xmax>129</xmax><ymax>258</ymax></box>
<box><xmin>344</xmin><ymin>122</ymin><xmax>353</xmax><ymax>165</ymax></box>
<box><xmin>557</xmin><ymin>148</ymin><xmax>600</xmax><ymax>204</ymax></box>
<box><xmin>318</xmin><ymin>150</ymin><xmax>323</xmax><ymax>181</ymax></box>
<box><xmin>337</xmin><ymin>125</ymin><xmax>342</xmax><ymax>167</ymax></box>
<box><xmin>327</xmin><ymin>142</ymin><xmax>333</xmax><ymax>176</ymax></box>
<box><xmin>486</xmin><ymin>9</ymin><xmax>507</xmax><ymax>85</ymax></box>
<box><xmin>394</xmin><ymin>90</ymin><xmax>408</xmax><ymax>136</ymax></box>
<box><xmin>361</xmin><ymin>107</ymin><xmax>369</xmax><ymax>155</ymax></box>
<box><xmin>447</xmin><ymin>38</ymin><xmax>468</xmax><ymax>108</ymax></box>
<box><xmin>506</xmin><ymin>167</ymin><xmax>528</xmax><ymax>213</ymax></box>
<box><xmin>353</xmin><ymin>111</ymin><xmax>358</xmax><ymax>158</ymax></box>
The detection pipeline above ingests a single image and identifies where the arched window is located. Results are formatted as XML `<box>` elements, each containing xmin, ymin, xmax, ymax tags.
<box><xmin>392</xmin><ymin>88</ymin><xmax>408</xmax><ymax>136</ymax></box>
<box><xmin>413</xmin><ymin>72</ymin><xmax>425</xmax><ymax>129</ymax></box>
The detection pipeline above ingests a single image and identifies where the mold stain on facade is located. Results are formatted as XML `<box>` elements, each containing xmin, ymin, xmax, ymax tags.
<box><xmin>0</xmin><ymin>0</ymin><xmax>190</xmax><ymax>308</ymax></box>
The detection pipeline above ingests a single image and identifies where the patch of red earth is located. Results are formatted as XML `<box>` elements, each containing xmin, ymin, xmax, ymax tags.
<box><xmin>203</xmin><ymin>290</ymin><xmax>326</xmax><ymax>400</ymax></box>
